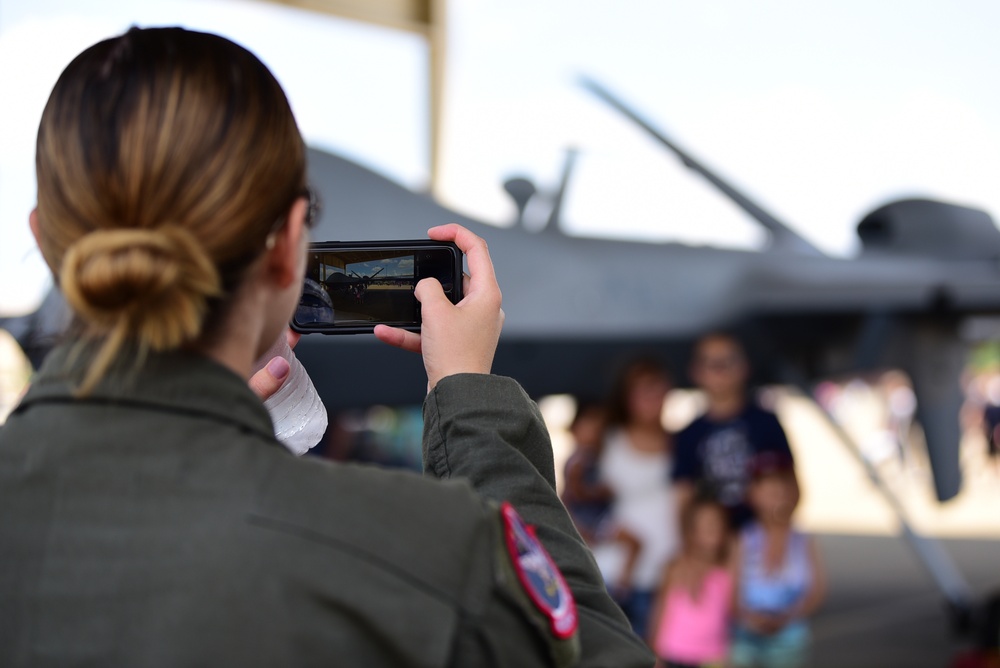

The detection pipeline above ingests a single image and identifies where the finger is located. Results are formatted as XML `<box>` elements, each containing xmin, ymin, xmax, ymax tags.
<box><xmin>427</xmin><ymin>224</ymin><xmax>498</xmax><ymax>294</ymax></box>
<box><xmin>374</xmin><ymin>324</ymin><xmax>422</xmax><ymax>353</ymax></box>
<box><xmin>248</xmin><ymin>356</ymin><xmax>290</xmax><ymax>401</ymax></box>
<box><xmin>462</xmin><ymin>272</ymin><xmax>470</xmax><ymax>295</ymax></box>
<box><xmin>286</xmin><ymin>328</ymin><xmax>301</xmax><ymax>349</ymax></box>
<box><xmin>413</xmin><ymin>276</ymin><xmax>447</xmax><ymax>306</ymax></box>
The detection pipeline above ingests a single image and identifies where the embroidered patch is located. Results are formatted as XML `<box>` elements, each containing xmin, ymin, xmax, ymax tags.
<box><xmin>500</xmin><ymin>502</ymin><xmax>578</xmax><ymax>639</ymax></box>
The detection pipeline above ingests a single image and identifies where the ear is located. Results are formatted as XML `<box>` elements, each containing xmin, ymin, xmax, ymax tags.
<box><xmin>265</xmin><ymin>198</ymin><xmax>308</xmax><ymax>289</ymax></box>
<box><xmin>29</xmin><ymin>208</ymin><xmax>41</xmax><ymax>246</ymax></box>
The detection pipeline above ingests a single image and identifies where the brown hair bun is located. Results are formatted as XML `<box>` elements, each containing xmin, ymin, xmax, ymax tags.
<box><xmin>60</xmin><ymin>226</ymin><xmax>221</xmax><ymax>393</ymax></box>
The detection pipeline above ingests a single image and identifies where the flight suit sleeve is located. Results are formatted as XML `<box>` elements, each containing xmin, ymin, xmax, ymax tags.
<box><xmin>423</xmin><ymin>374</ymin><xmax>655</xmax><ymax>668</ymax></box>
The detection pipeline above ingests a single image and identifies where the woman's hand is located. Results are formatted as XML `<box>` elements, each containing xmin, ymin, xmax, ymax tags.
<box><xmin>249</xmin><ymin>329</ymin><xmax>300</xmax><ymax>401</ymax></box>
<box><xmin>374</xmin><ymin>224</ymin><xmax>504</xmax><ymax>389</ymax></box>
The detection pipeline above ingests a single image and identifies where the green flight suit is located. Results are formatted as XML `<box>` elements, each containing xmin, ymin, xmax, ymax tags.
<box><xmin>0</xmin><ymin>345</ymin><xmax>653</xmax><ymax>667</ymax></box>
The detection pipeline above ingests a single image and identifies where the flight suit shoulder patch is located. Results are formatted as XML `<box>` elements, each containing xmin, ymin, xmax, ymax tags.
<box><xmin>499</xmin><ymin>502</ymin><xmax>578</xmax><ymax>640</ymax></box>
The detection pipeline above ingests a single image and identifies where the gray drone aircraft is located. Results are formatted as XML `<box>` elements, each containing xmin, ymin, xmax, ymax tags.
<box><xmin>4</xmin><ymin>76</ymin><xmax>998</xmax><ymax>622</ymax></box>
<box><xmin>7</xmin><ymin>78</ymin><xmax>1000</xmax><ymax>500</ymax></box>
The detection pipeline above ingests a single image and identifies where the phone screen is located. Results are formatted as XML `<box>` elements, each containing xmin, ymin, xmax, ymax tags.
<box><xmin>292</xmin><ymin>242</ymin><xmax>461</xmax><ymax>333</ymax></box>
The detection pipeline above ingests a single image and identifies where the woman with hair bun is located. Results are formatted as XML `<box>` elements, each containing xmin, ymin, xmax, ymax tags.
<box><xmin>0</xmin><ymin>27</ymin><xmax>652</xmax><ymax>667</ymax></box>
<box><xmin>594</xmin><ymin>357</ymin><xmax>678</xmax><ymax>640</ymax></box>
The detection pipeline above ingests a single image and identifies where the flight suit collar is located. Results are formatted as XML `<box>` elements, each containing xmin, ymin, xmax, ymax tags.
<box><xmin>16</xmin><ymin>343</ymin><xmax>277</xmax><ymax>443</ymax></box>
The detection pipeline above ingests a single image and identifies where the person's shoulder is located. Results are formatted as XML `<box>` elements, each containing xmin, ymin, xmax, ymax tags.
<box><xmin>744</xmin><ymin>401</ymin><xmax>789</xmax><ymax>438</ymax></box>
<box><xmin>256</xmin><ymin>451</ymin><xmax>486</xmax><ymax>529</ymax></box>
<box><xmin>245</xmin><ymin>455</ymin><xmax>587</xmax><ymax>667</ymax></box>
<box><xmin>790</xmin><ymin>524</ymin><xmax>812</xmax><ymax>542</ymax></box>
<box><xmin>563</xmin><ymin>449</ymin><xmax>585</xmax><ymax>472</ymax></box>
<box><xmin>743</xmin><ymin>400</ymin><xmax>779</xmax><ymax>421</ymax></box>
<box><xmin>663</xmin><ymin>554</ymin><xmax>686</xmax><ymax>582</ymax></box>
<box><xmin>676</xmin><ymin>413</ymin><xmax>710</xmax><ymax>441</ymax></box>
<box><xmin>249</xmin><ymin>452</ymin><xmax>492</xmax><ymax>591</ymax></box>
<box><xmin>737</xmin><ymin>519</ymin><xmax>763</xmax><ymax>542</ymax></box>
<box><xmin>599</xmin><ymin>427</ymin><xmax>630</xmax><ymax>457</ymax></box>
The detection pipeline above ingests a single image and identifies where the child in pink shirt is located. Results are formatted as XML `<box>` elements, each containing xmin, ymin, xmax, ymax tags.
<box><xmin>649</xmin><ymin>497</ymin><xmax>733</xmax><ymax>668</ymax></box>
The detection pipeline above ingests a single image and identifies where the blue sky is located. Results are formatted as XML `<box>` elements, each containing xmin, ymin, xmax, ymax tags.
<box><xmin>2</xmin><ymin>0</ymin><xmax>999</xmax><ymax>314</ymax></box>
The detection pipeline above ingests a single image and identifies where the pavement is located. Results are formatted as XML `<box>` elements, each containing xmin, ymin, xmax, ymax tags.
<box><xmin>810</xmin><ymin>534</ymin><xmax>999</xmax><ymax>668</ymax></box>
<box><xmin>734</xmin><ymin>387</ymin><xmax>999</xmax><ymax>667</ymax></box>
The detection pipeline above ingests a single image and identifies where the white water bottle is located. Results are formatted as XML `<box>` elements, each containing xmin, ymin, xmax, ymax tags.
<box><xmin>252</xmin><ymin>335</ymin><xmax>328</xmax><ymax>455</ymax></box>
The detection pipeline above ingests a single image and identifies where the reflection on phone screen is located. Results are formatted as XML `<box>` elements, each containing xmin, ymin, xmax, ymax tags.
<box><xmin>295</xmin><ymin>248</ymin><xmax>456</xmax><ymax>330</ymax></box>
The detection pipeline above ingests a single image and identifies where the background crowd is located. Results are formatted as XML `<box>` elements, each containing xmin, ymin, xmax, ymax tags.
<box><xmin>561</xmin><ymin>333</ymin><xmax>827</xmax><ymax>668</ymax></box>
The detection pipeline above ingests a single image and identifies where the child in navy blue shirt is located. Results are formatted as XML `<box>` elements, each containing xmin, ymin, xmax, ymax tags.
<box><xmin>673</xmin><ymin>333</ymin><xmax>793</xmax><ymax>528</ymax></box>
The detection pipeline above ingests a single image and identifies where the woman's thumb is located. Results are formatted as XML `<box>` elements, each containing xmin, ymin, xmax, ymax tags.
<box><xmin>414</xmin><ymin>277</ymin><xmax>447</xmax><ymax>307</ymax></box>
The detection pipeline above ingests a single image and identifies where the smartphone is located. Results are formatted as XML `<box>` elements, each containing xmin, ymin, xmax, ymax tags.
<box><xmin>291</xmin><ymin>240</ymin><xmax>464</xmax><ymax>334</ymax></box>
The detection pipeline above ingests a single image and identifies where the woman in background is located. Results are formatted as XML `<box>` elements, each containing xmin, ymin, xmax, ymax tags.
<box><xmin>595</xmin><ymin>357</ymin><xmax>679</xmax><ymax>640</ymax></box>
